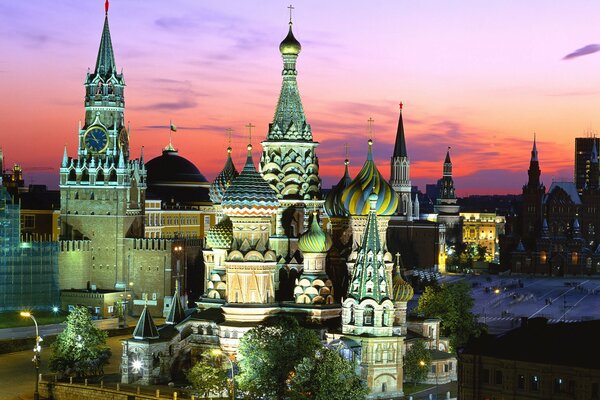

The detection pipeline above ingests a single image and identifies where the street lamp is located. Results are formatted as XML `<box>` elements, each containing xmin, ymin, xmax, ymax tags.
<box><xmin>20</xmin><ymin>311</ymin><xmax>41</xmax><ymax>400</ymax></box>
<box><xmin>212</xmin><ymin>348</ymin><xmax>235</xmax><ymax>400</ymax></box>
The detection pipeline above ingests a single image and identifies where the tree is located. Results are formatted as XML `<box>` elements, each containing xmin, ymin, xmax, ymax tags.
<box><xmin>187</xmin><ymin>352</ymin><xmax>228</xmax><ymax>399</ymax></box>
<box><xmin>49</xmin><ymin>306</ymin><xmax>111</xmax><ymax>377</ymax></box>
<box><xmin>237</xmin><ymin>315</ymin><xmax>321</xmax><ymax>400</ymax></box>
<box><xmin>417</xmin><ymin>281</ymin><xmax>483</xmax><ymax>351</ymax></box>
<box><xmin>403</xmin><ymin>340</ymin><xmax>431</xmax><ymax>385</ymax></box>
<box><xmin>290</xmin><ymin>347</ymin><xmax>368</xmax><ymax>400</ymax></box>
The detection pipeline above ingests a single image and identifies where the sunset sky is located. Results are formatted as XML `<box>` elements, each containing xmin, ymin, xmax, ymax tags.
<box><xmin>2</xmin><ymin>1</ymin><xmax>600</xmax><ymax>195</ymax></box>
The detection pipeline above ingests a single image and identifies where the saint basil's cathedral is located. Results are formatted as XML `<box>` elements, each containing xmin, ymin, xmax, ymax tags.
<box><xmin>59</xmin><ymin>3</ymin><xmax>457</xmax><ymax>398</ymax></box>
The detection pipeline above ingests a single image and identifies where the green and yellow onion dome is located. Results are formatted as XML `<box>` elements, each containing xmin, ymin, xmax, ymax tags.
<box><xmin>222</xmin><ymin>144</ymin><xmax>279</xmax><ymax>218</ymax></box>
<box><xmin>324</xmin><ymin>158</ymin><xmax>352</xmax><ymax>218</ymax></box>
<box><xmin>206</xmin><ymin>216</ymin><xmax>233</xmax><ymax>250</ymax></box>
<box><xmin>341</xmin><ymin>139</ymin><xmax>399</xmax><ymax>216</ymax></box>
<box><xmin>392</xmin><ymin>270</ymin><xmax>414</xmax><ymax>302</ymax></box>
<box><xmin>298</xmin><ymin>212</ymin><xmax>333</xmax><ymax>253</ymax></box>
<box><xmin>279</xmin><ymin>22</ymin><xmax>301</xmax><ymax>56</ymax></box>
<box><xmin>209</xmin><ymin>147</ymin><xmax>239</xmax><ymax>204</ymax></box>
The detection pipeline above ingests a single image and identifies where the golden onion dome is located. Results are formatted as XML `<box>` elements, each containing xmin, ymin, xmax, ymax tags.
<box><xmin>341</xmin><ymin>139</ymin><xmax>399</xmax><ymax>216</ymax></box>
<box><xmin>279</xmin><ymin>23</ymin><xmax>301</xmax><ymax>56</ymax></box>
<box><xmin>298</xmin><ymin>212</ymin><xmax>332</xmax><ymax>253</ymax></box>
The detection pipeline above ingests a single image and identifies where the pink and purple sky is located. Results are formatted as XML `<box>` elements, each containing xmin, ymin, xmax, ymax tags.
<box><xmin>2</xmin><ymin>0</ymin><xmax>600</xmax><ymax>195</ymax></box>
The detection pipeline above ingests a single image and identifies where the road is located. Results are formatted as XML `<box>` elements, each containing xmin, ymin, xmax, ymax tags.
<box><xmin>0</xmin><ymin>335</ymin><xmax>127</xmax><ymax>400</ymax></box>
<box><xmin>0</xmin><ymin>318</ymin><xmax>120</xmax><ymax>341</ymax></box>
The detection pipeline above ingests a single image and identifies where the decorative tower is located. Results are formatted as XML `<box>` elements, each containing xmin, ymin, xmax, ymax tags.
<box><xmin>209</xmin><ymin>131</ymin><xmax>239</xmax><ymax>222</ymax></box>
<box><xmin>434</xmin><ymin>147</ymin><xmax>461</xmax><ymax>246</ymax></box>
<box><xmin>58</xmin><ymin>0</ymin><xmax>146</xmax><ymax>292</ymax></box>
<box><xmin>260</xmin><ymin>9</ymin><xmax>321</xmax><ymax>257</ymax></box>
<box><xmin>341</xmin><ymin>192</ymin><xmax>403</xmax><ymax>399</ymax></box>
<box><xmin>521</xmin><ymin>135</ymin><xmax>545</xmax><ymax>246</ymax></box>
<box><xmin>293</xmin><ymin>210</ymin><xmax>337</xmax><ymax>320</ymax></box>
<box><xmin>389</xmin><ymin>103</ymin><xmax>413</xmax><ymax>221</ymax></box>
<box><xmin>221</xmin><ymin>142</ymin><xmax>279</xmax><ymax>323</ymax></box>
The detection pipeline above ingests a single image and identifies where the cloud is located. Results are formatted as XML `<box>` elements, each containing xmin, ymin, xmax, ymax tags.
<box><xmin>563</xmin><ymin>44</ymin><xmax>600</xmax><ymax>60</ymax></box>
<box><xmin>138</xmin><ymin>99</ymin><xmax>198</xmax><ymax>111</ymax></box>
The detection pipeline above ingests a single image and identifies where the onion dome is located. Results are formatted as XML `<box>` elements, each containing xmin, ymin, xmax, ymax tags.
<box><xmin>341</xmin><ymin>139</ymin><xmax>399</xmax><ymax>216</ymax></box>
<box><xmin>324</xmin><ymin>158</ymin><xmax>352</xmax><ymax>217</ymax></box>
<box><xmin>222</xmin><ymin>145</ymin><xmax>279</xmax><ymax>218</ymax></box>
<box><xmin>392</xmin><ymin>270</ymin><xmax>414</xmax><ymax>302</ymax></box>
<box><xmin>298</xmin><ymin>212</ymin><xmax>332</xmax><ymax>253</ymax></box>
<box><xmin>279</xmin><ymin>22</ymin><xmax>301</xmax><ymax>56</ymax></box>
<box><xmin>209</xmin><ymin>147</ymin><xmax>239</xmax><ymax>204</ymax></box>
<box><xmin>206</xmin><ymin>216</ymin><xmax>233</xmax><ymax>250</ymax></box>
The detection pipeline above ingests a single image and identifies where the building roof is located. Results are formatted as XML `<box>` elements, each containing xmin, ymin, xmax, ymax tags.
<box><xmin>165</xmin><ymin>281</ymin><xmax>185</xmax><ymax>325</ymax></box>
<box><xmin>209</xmin><ymin>148</ymin><xmax>238</xmax><ymax>205</ymax></box>
<box><xmin>324</xmin><ymin>159</ymin><xmax>352</xmax><ymax>218</ymax></box>
<box><xmin>132</xmin><ymin>304</ymin><xmax>159</xmax><ymax>340</ymax></box>
<box><xmin>17</xmin><ymin>187</ymin><xmax>60</xmax><ymax>210</ymax></box>
<box><xmin>222</xmin><ymin>145</ymin><xmax>279</xmax><ymax>218</ymax></box>
<box><xmin>461</xmin><ymin>318</ymin><xmax>600</xmax><ymax>369</ymax></box>
<box><xmin>341</xmin><ymin>139</ymin><xmax>399</xmax><ymax>216</ymax></box>
<box><xmin>545</xmin><ymin>181</ymin><xmax>581</xmax><ymax>205</ymax></box>
<box><xmin>145</xmin><ymin>148</ymin><xmax>211</xmax><ymax>204</ymax></box>
<box><xmin>298</xmin><ymin>211</ymin><xmax>332</xmax><ymax>254</ymax></box>
<box><xmin>206</xmin><ymin>215</ymin><xmax>233</xmax><ymax>250</ymax></box>
<box><xmin>393</xmin><ymin>105</ymin><xmax>407</xmax><ymax>158</ymax></box>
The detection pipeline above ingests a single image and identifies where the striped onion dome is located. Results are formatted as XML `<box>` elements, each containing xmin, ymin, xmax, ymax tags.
<box><xmin>209</xmin><ymin>147</ymin><xmax>239</xmax><ymax>204</ymax></box>
<box><xmin>206</xmin><ymin>215</ymin><xmax>233</xmax><ymax>249</ymax></box>
<box><xmin>298</xmin><ymin>212</ymin><xmax>332</xmax><ymax>253</ymax></box>
<box><xmin>324</xmin><ymin>158</ymin><xmax>352</xmax><ymax>217</ymax></box>
<box><xmin>341</xmin><ymin>139</ymin><xmax>399</xmax><ymax>216</ymax></box>
<box><xmin>392</xmin><ymin>270</ymin><xmax>414</xmax><ymax>302</ymax></box>
<box><xmin>222</xmin><ymin>144</ymin><xmax>279</xmax><ymax>218</ymax></box>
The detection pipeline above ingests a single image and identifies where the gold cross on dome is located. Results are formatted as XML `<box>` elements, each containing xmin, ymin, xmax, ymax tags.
<box><xmin>245</xmin><ymin>123</ymin><xmax>255</xmax><ymax>144</ymax></box>
<box><xmin>288</xmin><ymin>4</ymin><xmax>295</xmax><ymax>23</ymax></box>
<box><xmin>367</xmin><ymin>117</ymin><xmax>374</xmax><ymax>139</ymax></box>
<box><xmin>226</xmin><ymin>128</ymin><xmax>233</xmax><ymax>147</ymax></box>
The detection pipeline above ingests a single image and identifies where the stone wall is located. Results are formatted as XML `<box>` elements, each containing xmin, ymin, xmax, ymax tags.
<box><xmin>40</xmin><ymin>381</ymin><xmax>188</xmax><ymax>400</ymax></box>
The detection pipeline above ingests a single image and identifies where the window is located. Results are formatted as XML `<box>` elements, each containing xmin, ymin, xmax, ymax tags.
<box><xmin>531</xmin><ymin>375</ymin><xmax>540</xmax><ymax>391</ymax></box>
<box><xmin>204</xmin><ymin>216</ymin><xmax>211</xmax><ymax>228</ymax></box>
<box><xmin>482</xmin><ymin>369</ymin><xmax>490</xmax><ymax>384</ymax></box>
<box><xmin>21</xmin><ymin>215</ymin><xmax>35</xmax><ymax>229</ymax></box>
<box><xmin>495</xmin><ymin>370</ymin><xmax>503</xmax><ymax>385</ymax></box>
<box><xmin>107</xmin><ymin>305</ymin><xmax>114</xmax><ymax>314</ymax></box>
<box><xmin>554</xmin><ymin>377</ymin><xmax>563</xmax><ymax>393</ymax></box>
<box><xmin>517</xmin><ymin>374</ymin><xmax>525</xmax><ymax>390</ymax></box>
<box><xmin>364</xmin><ymin>306</ymin><xmax>374</xmax><ymax>326</ymax></box>
<box><xmin>431</xmin><ymin>365</ymin><xmax>436</xmax><ymax>374</ymax></box>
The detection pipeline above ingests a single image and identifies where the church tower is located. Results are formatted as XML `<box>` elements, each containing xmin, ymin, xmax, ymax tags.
<box><xmin>341</xmin><ymin>192</ymin><xmax>403</xmax><ymax>398</ymax></box>
<box><xmin>260</xmin><ymin>10</ymin><xmax>321</xmax><ymax>255</ymax></box>
<box><xmin>59</xmin><ymin>1</ymin><xmax>146</xmax><ymax>291</ymax></box>
<box><xmin>389</xmin><ymin>103</ymin><xmax>413</xmax><ymax>221</ymax></box>
<box><xmin>434</xmin><ymin>148</ymin><xmax>461</xmax><ymax>245</ymax></box>
<box><xmin>521</xmin><ymin>135</ymin><xmax>545</xmax><ymax>246</ymax></box>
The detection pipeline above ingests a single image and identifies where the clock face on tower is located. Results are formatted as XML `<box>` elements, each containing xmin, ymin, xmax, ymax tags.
<box><xmin>84</xmin><ymin>126</ymin><xmax>108</xmax><ymax>152</ymax></box>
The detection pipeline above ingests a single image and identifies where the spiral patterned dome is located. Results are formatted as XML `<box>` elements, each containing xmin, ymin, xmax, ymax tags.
<box><xmin>206</xmin><ymin>216</ymin><xmax>233</xmax><ymax>250</ymax></box>
<box><xmin>324</xmin><ymin>159</ymin><xmax>352</xmax><ymax>218</ymax></box>
<box><xmin>209</xmin><ymin>148</ymin><xmax>238</xmax><ymax>204</ymax></box>
<box><xmin>298</xmin><ymin>212</ymin><xmax>332</xmax><ymax>253</ymax></box>
<box><xmin>222</xmin><ymin>145</ymin><xmax>279</xmax><ymax>218</ymax></box>
<box><xmin>341</xmin><ymin>139</ymin><xmax>399</xmax><ymax>216</ymax></box>
<box><xmin>392</xmin><ymin>271</ymin><xmax>414</xmax><ymax>302</ymax></box>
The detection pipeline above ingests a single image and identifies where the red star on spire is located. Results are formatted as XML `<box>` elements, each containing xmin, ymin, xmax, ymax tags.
<box><xmin>105</xmin><ymin>0</ymin><xmax>109</xmax><ymax>14</ymax></box>
<box><xmin>399</xmin><ymin>101</ymin><xmax>403</xmax><ymax>110</ymax></box>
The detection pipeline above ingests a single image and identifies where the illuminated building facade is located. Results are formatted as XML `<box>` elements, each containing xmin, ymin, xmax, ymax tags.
<box><xmin>461</xmin><ymin>212</ymin><xmax>505</xmax><ymax>263</ymax></box>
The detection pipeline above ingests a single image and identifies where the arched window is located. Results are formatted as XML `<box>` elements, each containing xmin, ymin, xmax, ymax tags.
<box><xmin>364</xmin><ymin>306</ymin><xmax>374</xmax><ymax>326</ymax></box>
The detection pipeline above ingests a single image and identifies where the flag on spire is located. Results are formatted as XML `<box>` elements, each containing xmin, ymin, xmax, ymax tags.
<box><xmin>170</xmin><ymin>122</ymin><xmax>177</xmax><ymax>132</ymax></box>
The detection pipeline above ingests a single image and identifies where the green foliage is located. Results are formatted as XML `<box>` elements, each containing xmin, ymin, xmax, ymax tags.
<box><xmin>48</xmin><ymin>306</ymin><xmax>111</xmax><ymax>377</ymax></box>
<box><xmin>417</xmin><ymin>281</ymin><xmax>483</xmax><ymax>351</ymax></box>
<box><xmin>237</xmin><ymin>316</ymin><xmax>321</xmax><ymax>400</ymax></box>
<box><xmin>187</xmin><ymin>352</ymin><xmax>229</xmax><ymax>399</ymax></box>
<box><xmin>403</xmin><ymin>340</ymin><xmax>431</xmax><ymax>385</ymax></box>
<box><xmin>447</xmin><ymin>243</ymin><xmax>489</xmax><ymax>268</ymax></box>
<box><xmin>290</xmin><ymin>347</ymin><xmax>368</xmax><ymax>400</ymax></box>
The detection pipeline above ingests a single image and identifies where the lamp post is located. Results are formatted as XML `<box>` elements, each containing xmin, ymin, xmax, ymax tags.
<box><xmin>20</xmin><ymin>311</ymin><xmax>41</xmax><ymax>400</ymax></box>
<box><xmin>212</xmin><ymin>348</ymin><xmax>235</xmax><ymax>400</ymax></box>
